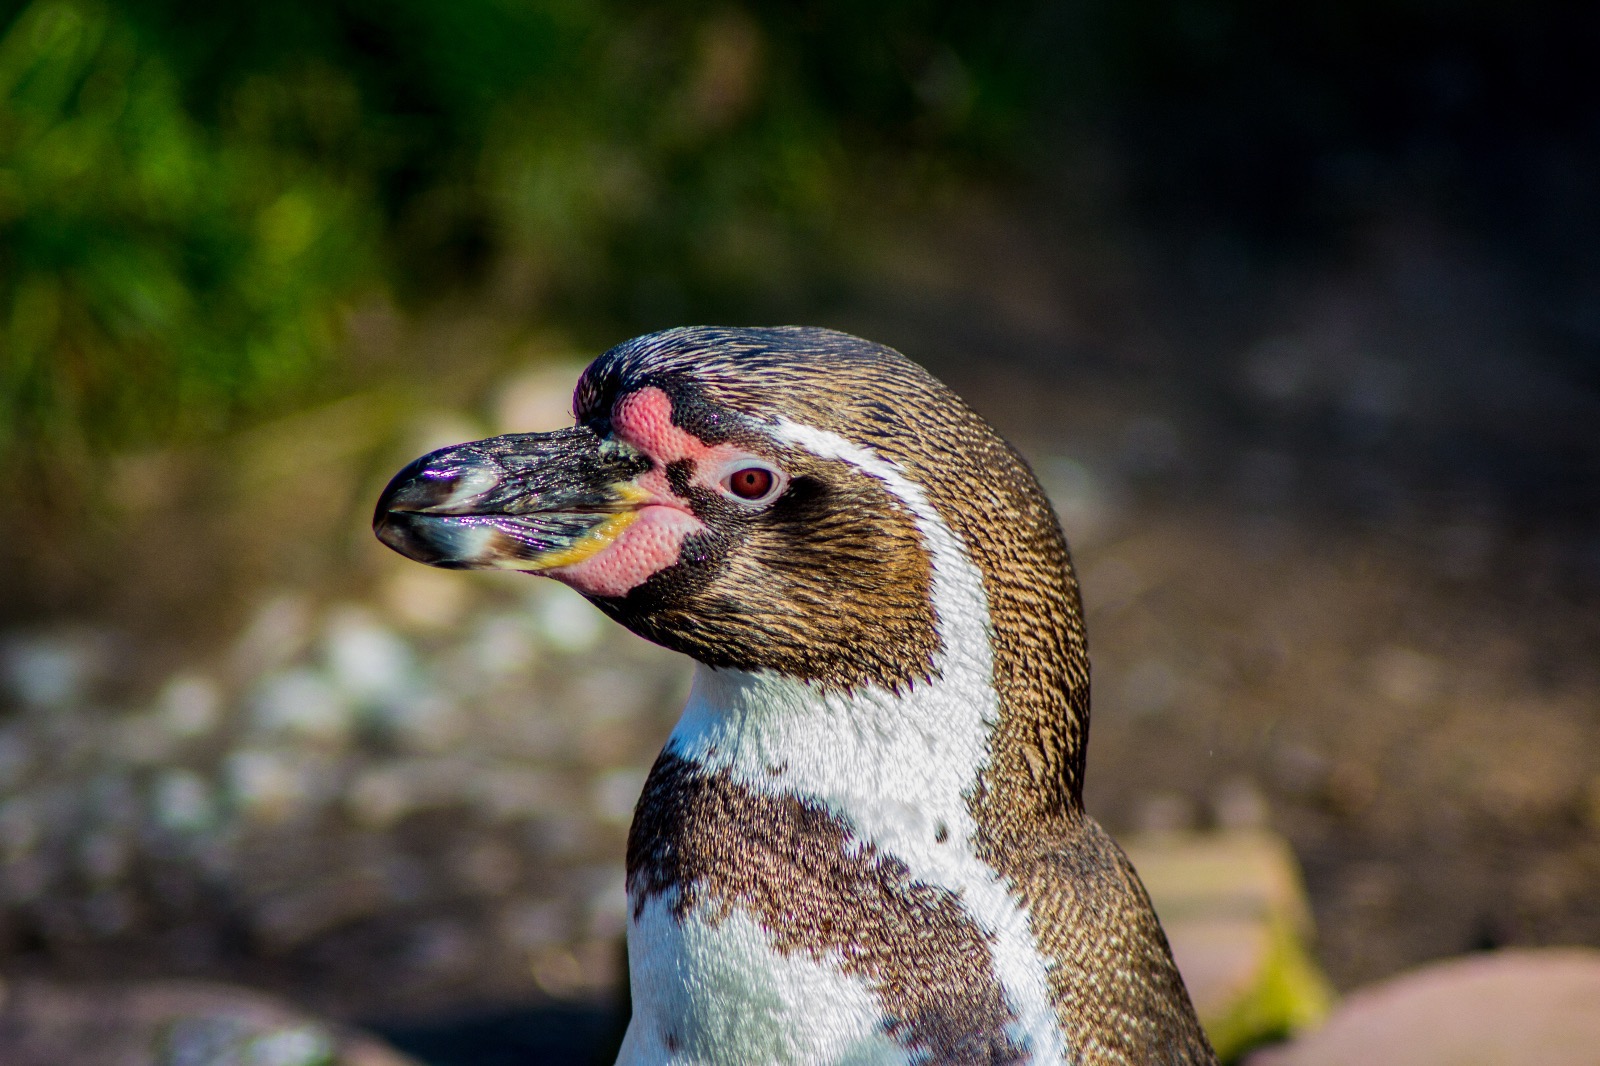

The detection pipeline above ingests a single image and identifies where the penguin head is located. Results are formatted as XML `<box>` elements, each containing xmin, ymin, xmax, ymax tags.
<box><xmin>376</xmin><ymin>326</ymin><xmax>1088</xmax><ymax>800</ymax></box>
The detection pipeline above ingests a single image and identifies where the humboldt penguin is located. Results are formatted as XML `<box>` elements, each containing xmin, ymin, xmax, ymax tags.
<box><xmin>373</xmin><ymin>326</ymin><xmax>1216</xmax><ymax>1065</ymax></box>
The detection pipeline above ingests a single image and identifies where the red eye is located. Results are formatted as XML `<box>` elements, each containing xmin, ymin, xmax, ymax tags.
<box><xmin>726</xmin><ymin>465</ymin><xmax>776</xmax><ymax>501</ymax></box>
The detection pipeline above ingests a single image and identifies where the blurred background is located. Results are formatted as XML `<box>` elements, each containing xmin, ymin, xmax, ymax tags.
<box><xmin>1</xmin><ymin>0</ymin><xmax>1597</xmax><ymax>1060</ymax></box>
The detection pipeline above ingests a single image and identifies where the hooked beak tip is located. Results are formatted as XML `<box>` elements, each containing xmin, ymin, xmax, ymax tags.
<box><xmin>372</xmin><ymin>509</ymin><xmax>452</xmax><ymax>566</ymax></box>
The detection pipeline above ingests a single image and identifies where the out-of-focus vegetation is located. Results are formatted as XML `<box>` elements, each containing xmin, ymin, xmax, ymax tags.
<box><xmin>0</xmin><ymin>0</ymin><xmax>1037</xmax><ymax>473</ymax></box>
<box><xmin>0</xmin><ymin>0</ymin><xmax>372</xmax><ymax>469</ymax></box>
<box><xmin>3</xmin><ymin>0</ymin><xmax>1593</xmax><ymax>475</ymax></box>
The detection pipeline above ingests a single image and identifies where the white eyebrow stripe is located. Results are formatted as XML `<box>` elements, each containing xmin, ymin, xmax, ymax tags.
<box><xmin>770</xmin><ymin>417</ymin><xmax>942</xmax><ymax>529</ymax></box>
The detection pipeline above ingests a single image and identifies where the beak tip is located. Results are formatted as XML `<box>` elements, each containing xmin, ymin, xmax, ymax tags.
<box><xmin>374</xmin><ymin>452</ymin><xmax>503</xmax><ymax>521</ymax></box>
<box><xmin>371</xmin><ymin>510</ymin><xmax>433</xmax><ymax>564</ymax></box>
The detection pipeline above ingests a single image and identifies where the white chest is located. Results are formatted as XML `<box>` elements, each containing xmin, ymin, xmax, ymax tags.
<box><xmin>618</xmin><ymin>897</ymin><xmax>913</xmax><ymax>1066</ymax></box>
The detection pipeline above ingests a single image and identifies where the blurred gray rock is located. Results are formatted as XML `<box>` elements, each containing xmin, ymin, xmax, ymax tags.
<box><xmin>1</xmin><ymin>631</ymin><xmax>109</xmax><ymax>710</ymax></box>
<box><xmin>0</xmin><ymin>979</ymin><xmax>420</xmax><ymax>1066</ymax></box>
<box><xmin>151</xmin><ymin>770</ymin><xmax>220</xmax><ymax>835</ymax></box>
<box><xmin>225</xmin><ymin>750</ymin><xmax>330</xmax><ymax>825</ymax></box>
<box><xmin>230</xmin><ymin>597</ymin><xmax>314</xmax><ymax>680</ymax></box>
<box><xmin>0</xmin><ymin>557</ymin><xmax>679</xmax><ymax>1011</ymax></box>
<box><xmin>371</xmin><ymin>691</ymin><xmax>465</xmax><ymax>753</ymax></box>
<box><xmin>532</xmin><ymin>584</ymin><xmax>605</xmax><ymax>655</ymax></box>
<box><xmin>321</xmin><ymin>607</ymin><xmax>413</xmax><ymax>705</ymax></box>
<box><xmin>158</xmin><ymin>675</ymin><xmax>224</xmax><ymax>741</ymax></box>
<box><xmin>249</xmin><ymin>672</ymin><xmax>351</xmax><ymax>748</ymax></box>
<box><xmin>467</xmin><ymin>613</ymin><xmax>542</xmax><ymax>680</ymax></box>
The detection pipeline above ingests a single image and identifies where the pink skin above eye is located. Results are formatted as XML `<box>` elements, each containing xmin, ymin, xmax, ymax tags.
<box><xmin>545</xmin><ymin>387</ymin><xmax>747</xmax><ymax>599</ymax></box>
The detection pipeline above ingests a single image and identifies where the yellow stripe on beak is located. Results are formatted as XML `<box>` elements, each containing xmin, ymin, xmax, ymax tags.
<box><xmin>530</xmin><ymin>508</ymin><xmax>641</xmax><ymax>570</ymax></box>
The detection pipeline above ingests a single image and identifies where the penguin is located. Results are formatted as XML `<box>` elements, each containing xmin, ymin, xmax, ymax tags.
<box><xmin>374</xmin><ymin>326</ymin><xmax>1217</xmax><ymax>1065</ymax></box>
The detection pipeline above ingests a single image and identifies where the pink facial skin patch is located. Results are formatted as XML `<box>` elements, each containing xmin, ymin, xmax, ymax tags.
<box><xmin>546</xmin><ymin>387</ymin><xmax>738</xmax><ymax>599</ymax></box>
<box><xmin>546</xmin><ymin>504</ymin><xmax>701</xmax><ymax>598</ymax></box>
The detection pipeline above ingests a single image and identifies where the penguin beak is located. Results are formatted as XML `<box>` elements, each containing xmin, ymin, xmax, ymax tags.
<box><xmin>373</xmin><ymin>426</ymin><xmax>653</xmax><ymax>571</ymax></box>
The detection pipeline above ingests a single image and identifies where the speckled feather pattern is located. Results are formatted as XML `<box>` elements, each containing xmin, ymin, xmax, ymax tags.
<box><xmin>629</xmin><ymin>753</ymin><xmax>1029</xmax><ymax>1064</ymax></box>
<box><xmin>577</xmin><ymin>327</ymin><xmax>1216</xmax><ymax>1064</ymax></box>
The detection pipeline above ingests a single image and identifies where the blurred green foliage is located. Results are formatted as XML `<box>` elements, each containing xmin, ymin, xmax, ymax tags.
<box><xmin>3</xmin><ymin>0</ymin><xmax>1591</xmax><ymax>478</ymax></box>
<box><xmin>0</xmin><ymin>0</ymin><xmax>1040</xmax><ymax>470</ymax></box>
<box><xmin>0</xmin><ymin>0</ymin><xmax>376</xmax><ymax>469</ymax></box>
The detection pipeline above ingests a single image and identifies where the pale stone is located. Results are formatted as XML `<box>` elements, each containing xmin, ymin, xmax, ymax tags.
<box><xmin>249</xmin><ymin>670</ymin><xmax>352</xmax><ymax>746</ymax></box>
<box><xmin>158</xmin><ymin>673</ymin><xmax>223</xmax><ymax>739</ymax></box>
<box><xmin>535</xmin><ymin>583</ymin><xmax>606</xmax><ymax>654</ymax></box>
<box><xmin>1248</xmin><ymin>948</ymin><xmax>1600</xmax><ymax>1066</ymax></box>
<box><xmin>471</xmin><ymin>613</ymin><xmax>542</xmax><ymax>677</ymax></box>
<box><xmin>345</xmin><ymin>766</ymin><xmax>415</xmax><ymax>829</ymax></box>
<box><xmin>151</xmin><ymin>769</ymin><xmax>218</xmax><ymax>834</ymax></box>
<box><xmin>374</xmin><ymin>691</ymin><xmax>465</xmax><ymax>753</ymax></box>
<box><xmin>231</xmin><ymin>595</ymin><xmax>314</xmax><ymax>679</ymax></box>
<box><xmin>226</xmin><ymin>750</ymin><xmax>325</xmax><ymax>824</ymax></box>
<box><xmin>322</xmin><ymin>606</ymin><xmax>414</xmax><ymax>704</ymax></box>
<box><xmin>0</xmin><ymin>632</ymin><xmax>102</xmax><ymax>710</ymax></box>
<box><xmin>1123</xmin><ymin>829</ymin><xmax>1334</xmax><ymax>1060</ymax></box>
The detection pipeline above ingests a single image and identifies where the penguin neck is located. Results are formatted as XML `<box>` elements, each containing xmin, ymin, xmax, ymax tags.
<box><xmin>659</xmin><ymin>471</ymin><xmax>1016</xmax><ymax>867</ymax></box>
<box><xmin>666</xmin><ymin>655</ymin><xmax>996</xmax><ymax>864</ymax></box>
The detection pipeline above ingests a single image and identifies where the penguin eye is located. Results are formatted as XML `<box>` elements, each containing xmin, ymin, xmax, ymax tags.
<box><xmin>720</xmin><ymin>462</ymin><xmax>785</xmax><ymax>505</ymax></box>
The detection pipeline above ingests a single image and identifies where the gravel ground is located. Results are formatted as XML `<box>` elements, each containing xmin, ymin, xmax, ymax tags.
<box><xmin>0</xmin><ymin>199</ymin><xmax>1596</xmax><ymax>1034</ymax></box>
